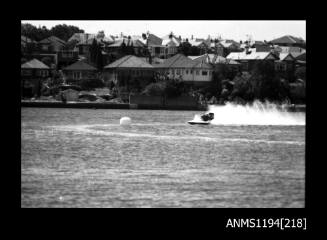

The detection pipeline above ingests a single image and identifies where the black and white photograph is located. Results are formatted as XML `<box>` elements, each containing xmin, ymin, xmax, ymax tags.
<box><xmin>21</xmin><ymin>20</ymin><xmax>306</xmax><ymax>208</ymax></box>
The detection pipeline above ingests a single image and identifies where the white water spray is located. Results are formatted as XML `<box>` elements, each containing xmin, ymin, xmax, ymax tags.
<box><xmin>193</xmin><ymin>101</ymin><xmax>305</xmax><ymax>126</ymax></box>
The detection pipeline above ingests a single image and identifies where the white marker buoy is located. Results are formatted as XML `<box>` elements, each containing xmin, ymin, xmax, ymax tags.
<box><xmin>120</xmin><ymin>117</ymin><xmax>132</xmax><ymax>125</ymax></box>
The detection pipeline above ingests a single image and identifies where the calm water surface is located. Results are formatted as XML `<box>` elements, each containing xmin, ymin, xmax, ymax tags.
<box><xmin>21</xmin><ymin>107</ymin><xmax>305</xmax><ymax>208</ymax></box>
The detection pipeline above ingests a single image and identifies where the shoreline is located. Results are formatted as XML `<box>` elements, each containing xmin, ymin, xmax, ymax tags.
<box><xmin>21</xmin><ymin>100</ymin><xmax>306</xmax><ymax>112</ymax></box>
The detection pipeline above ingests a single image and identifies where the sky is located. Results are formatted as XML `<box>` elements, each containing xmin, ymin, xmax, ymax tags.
<box><xmin>21</xmin><ymin>20</ymin><xmax>306</xmax><ymax>41</ymax></box>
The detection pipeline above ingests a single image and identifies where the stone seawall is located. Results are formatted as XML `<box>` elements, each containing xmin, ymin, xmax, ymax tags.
<box><xmin>21</xmin><ymin>100</ymin><xmax>305</xmax><ymax>112</ymax></box>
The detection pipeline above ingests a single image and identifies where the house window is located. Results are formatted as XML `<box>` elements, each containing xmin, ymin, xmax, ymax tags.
<box><xmin>186</xmin><ymin>70</ymin><xmax>189</xmax><ymax>74</ymax></box>
<box><xmin>190</xmin><ymin>70</ymin><xmax>193</xmax><ymax>74</ymax></box>
<box><xmin>38</xmin><ymin>70</ymin><xmax>48</xmax><ymax>77</ymax></box>
<box><xmin>176</xmin><ymin>69</ymin><xmax>180</xmax><ymax>74</ymax></box>
<box><xmin>171</xmin><ymin>70</ymin><xmax>174</xmax><ymax>75</ymax></box>
<box><xmin>21</xmin><ymin>69</ymin><xmax>32</xmax><ymax>76</ymax></box>
<box><xmin>202</xmin><ymin>71</ymin><xmax>208</xmax><ymax>76</ymax></box>
<box><xmin>73</xmin><ymin>72</ymin><xmax>82</xmax><ymax>80</ymax></box>
<box><xmin>196</xmin><ymin>70</ymin><xmax>200</xmax><ymax>75</ymax></box>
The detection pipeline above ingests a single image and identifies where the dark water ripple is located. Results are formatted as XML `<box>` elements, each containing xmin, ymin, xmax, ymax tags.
<box><xmin>21</xmin><ymin>108</ymin><xmax>305</xmax><ymax>208</ymax></box>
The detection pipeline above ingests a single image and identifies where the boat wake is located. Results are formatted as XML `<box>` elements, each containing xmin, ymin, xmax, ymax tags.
<box><xmin>197</xmin><ymin>101</ymin><xmax>305</xmax><ymax>126</ymax></box>
<box><xmin>49</xmin><ymin>124</ymin><xmax>304</xmax><ymax>145</ymax></box>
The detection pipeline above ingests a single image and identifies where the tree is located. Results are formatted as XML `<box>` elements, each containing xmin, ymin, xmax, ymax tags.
<box><xmin>49</xmin><ymin>24</ymin><xmax>84</xmax><ymax>41</ymax></box>
<box><xmin>250</xmin><ymin>61</ymin><xmax>288</xmax><ymax>101</ymax></box>
<box><xmin>119</xmin><ymin>40</ymin><xmax>127</xmax><ymax>56</ymax></box>
<box><xmin>95</xmin><ymin>44</ymin><xmax>104</xmax><ymax>70</ymax></box>
<box><xmin>190</xmin><ymin>46</ymin><xmax>200</xmax><ymax>55</ymax></box>
<box><xmin>128</xmin><ymin>41</ymin><xmax>135</xmax><ymax>55</ymax></box>
<box><xmin>89</xmin><ymin>38</ymin><xmax>98</xmax><ymax>63</ymax></box>
<box><xmin>21</xmin><ymin>23</ymin><xmax>84</xmax><ymax>42</ymax></box>
<box><xmin>230</xmin><ymin>72</ymin><xmax>254</xmax><ymax>102</ymax></box>
<box><xmin>177</xmin><ymin>41</ymin><xmax>192</xmax><ymax>56</ymax></box>
<box><xmin>41</xmin><ymin>56</ymin><xmax>53</xmax><ymax>67</ymax></box>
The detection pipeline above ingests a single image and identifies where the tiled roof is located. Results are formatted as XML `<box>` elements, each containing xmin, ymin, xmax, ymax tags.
<box><xmin>21</xmin><ymin>58</ymin><xmax>50</xmax><ymax>69</ymax></box>
<box><xmin>39</xmin><ymin>36</ymin><xmax>66</xmax><ymax>45</ymax></box>
<box><xmin>278</xmin><ymin>53</ymin><xmax>295</xmax><ymax>61</ymax></box>
<box><xmin>188</xmin><ymin>40</ymin><xmax>204</xmax><ymax>47</ymax></box>
<box><xmin>104</xmin><ymin>55</ymin><xmax>154</xmax><ymax>69</ymax></box>
<box><xmin>227</xmin><ymin>51</ymin><xmax>277</xmax><ymax>60</ymax></box>
<box><xmin>155</xmin><ymin>54</ymin><xmax>190</xmax><ymax>68</ymax></box>
<box><xmin>292</xmin><ymin>52</ymin><xmax>306</xmax><ymax>61</ymax></box>
<box><xmin>64</xmin><ymin>60</ymin><xmax>97</xmax><ymax>71</ymax></box>
<box><xmin>68</xmin><ymin>33</ymin><xmax>96</xmax><ymax>43</ymax></box>
<box><xmin>270</xmin><ymin>35</ymin><xmax>305</xmax><ymax>44</ymax></box>
<box><xmin>108</xmin><ymin>38</ymin><xmax>145</xmax><ymax>47</ymax></box>
<box><xmin>156</xmin><ymin>54</ymin><xmax>212</xmax><ymax>69</ymax></box>
<box><xmin>189</xmin><ymin>54</ymin><xmax>240</xmax><ymax>65</ymax></box>
<box><xmin>278</xmin><ymin>46</ymin><xmax>306</xmax><ymax>53</ymax></box>
<box><xmin>192</xmin><ymin>61</ymin><xmax>212</xmax><ymax>69</ymax></box>
<box><xmin>162</xmin><ymin>38</ymin><xmax>180</xmax><ymax>47</ymax></box>
<box><xmin>188</xmin><ymin>55</ymin><xmax>205</xmax><ymax>60</ymax></box>
<box><xmin>139</xmin><ymin>57</ymin><xmax>165</xmax><ymax>65</ymax></box>
<box><xmin>146</xmin><ymin>33</ymin><xmax>163</xmax><ymax>46</ymax></box>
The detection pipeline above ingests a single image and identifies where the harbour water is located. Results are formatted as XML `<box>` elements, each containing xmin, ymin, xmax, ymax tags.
<box><xmin>21</xmin><ymin>105</ymin><xmax>305</xmax><ymax>208</ymax></box>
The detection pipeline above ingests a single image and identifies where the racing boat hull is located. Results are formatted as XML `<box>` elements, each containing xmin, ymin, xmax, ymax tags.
<box><xmin>188</xmin><ymin>120</ymin><xmax>211</xmax><ymax>125</ymax></box>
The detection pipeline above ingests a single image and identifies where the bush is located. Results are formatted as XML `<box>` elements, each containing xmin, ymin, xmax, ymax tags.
<box><xmin>230</xmin><ymin>73</ymin><xmax>253</xmax><ymax>101</ymax></box>
<box><xmin>142</xmin><ymin>81</ymin><xmax>166</xmax><ymax>96</ymax></box>
<box><xmin>79</xmin><ymin>78</ymin><xmax>105</xmax><ymax>90</ymax></box>
<box><xmin>289</xmin><ymin>82</ymin><xmax>305</xmax><ymax>103</ymax></box>
<box><xmin>142</xmin><ymin>78</ymin><xmax>184</xmax><ymax>98</ymax></box>
<box><xmin>295</xmin><ymin>66</ymin><xmax>306</xmax><ymax>81</ymax></box>
<box><xmin>165</xmin><ymin>79</ymin><xmax>184</xmax><ymax>98</ymax></box>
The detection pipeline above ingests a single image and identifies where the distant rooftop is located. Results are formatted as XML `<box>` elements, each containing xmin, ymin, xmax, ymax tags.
<box><xmin>104</xmin><ymin>55</ymin><xmax>154</xmax><ymax>69</ymax></box>
<box><xmin>21</xmin><ymin>58</ymin><xmax>50</xmax><ymax>69</ymax></box>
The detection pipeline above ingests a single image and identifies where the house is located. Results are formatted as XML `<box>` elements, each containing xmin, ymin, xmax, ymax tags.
<box><xmin>76</xmin><ymin>32</ymin><xmax>115</xmax><ymax>57</ymax></box>
<box><xmin>68</xmin><ymin>33</ymin><xmax>96</xmax><ymax>43</ymax></box>
<box><xmin>226</xmin><ymin>50</ymin><xmax>278</xmax><ymax>72</ymax></box>
<box><xmin>140</xmin><ymin>33</ymin><xmax>166</xmax><ymax>59</ymax></box>
<box><xmin>189</xmin><ymin>53</ymin><xmax>241</xmax><ymax>71</ymax></box>
<box><xmin>21</xmin><ymin>58</ymin><xmax>50</xmax><ymax>78</ymax></box>
<box><xmin>293</xmin><ymin>52</ymin><xmax>306</xmax><ymax>62</ymax></box>
<box><xmin>57</xmin><ymin>50</ymin><xmax>79</xmax><ymax>69</ymax></box>
<box><xmin>63</xmin><ymin>60</ymin><xmax>98</xmax><ymax>83</ymax></box>
<box><xmin>38</xmin><ymin>36</ymin><xmax>66</xmax><ymax>52</ymax></box>
<box><xmin>161</xmin><ymin>33</ymin><xmax>181</xmax><ymax>58</ymax></box>
<box><xmin>155</xmin><ymin>53</ymin><xmax>213</xmax><ymax>86</ymax></box>
<box><xmin>21</xmin><ymin>58</ymin><xmax>50</xmax><ymax>97</ymax></box>
<box><xmin>250</xmin><ymin>41</ymin><xmax>271</xmax><ymax>52</ymax></box>
<box><xmin>106</xmin><ymin>38</ymin><xmax>146</xmax><ymax>57</ymax></box>
<box><xmin>270</xmin><ymin>35</ymin><xmax>305</xmax><ymax>47</ymax></box>
<box><xmin>187</xmin><ymin>39</ymin><xmax>210</xmax><ymax>55</ymax></box>
<box><xmin>274</xmin><ymin>53</ymin><xmax>296</xmax><ymax>72</ymax></box>
<box><xmin>103</xmin><ymin>55</ymin><xmax>154</xmax><ymax>92</ymax></box>
<box><xmin>21</xmin><ymin>35</ymin><xmax>37</xmax><ymax>52</ymax></box>
<box><xmin>292</xmin><ymin>52</ymin><xmax>306</xmax><ymax>68</ymax></box>
<box><xmin>214</xmin><ymin>40</ymin><xmax>241</xmax><ymax>57</ymax></box>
